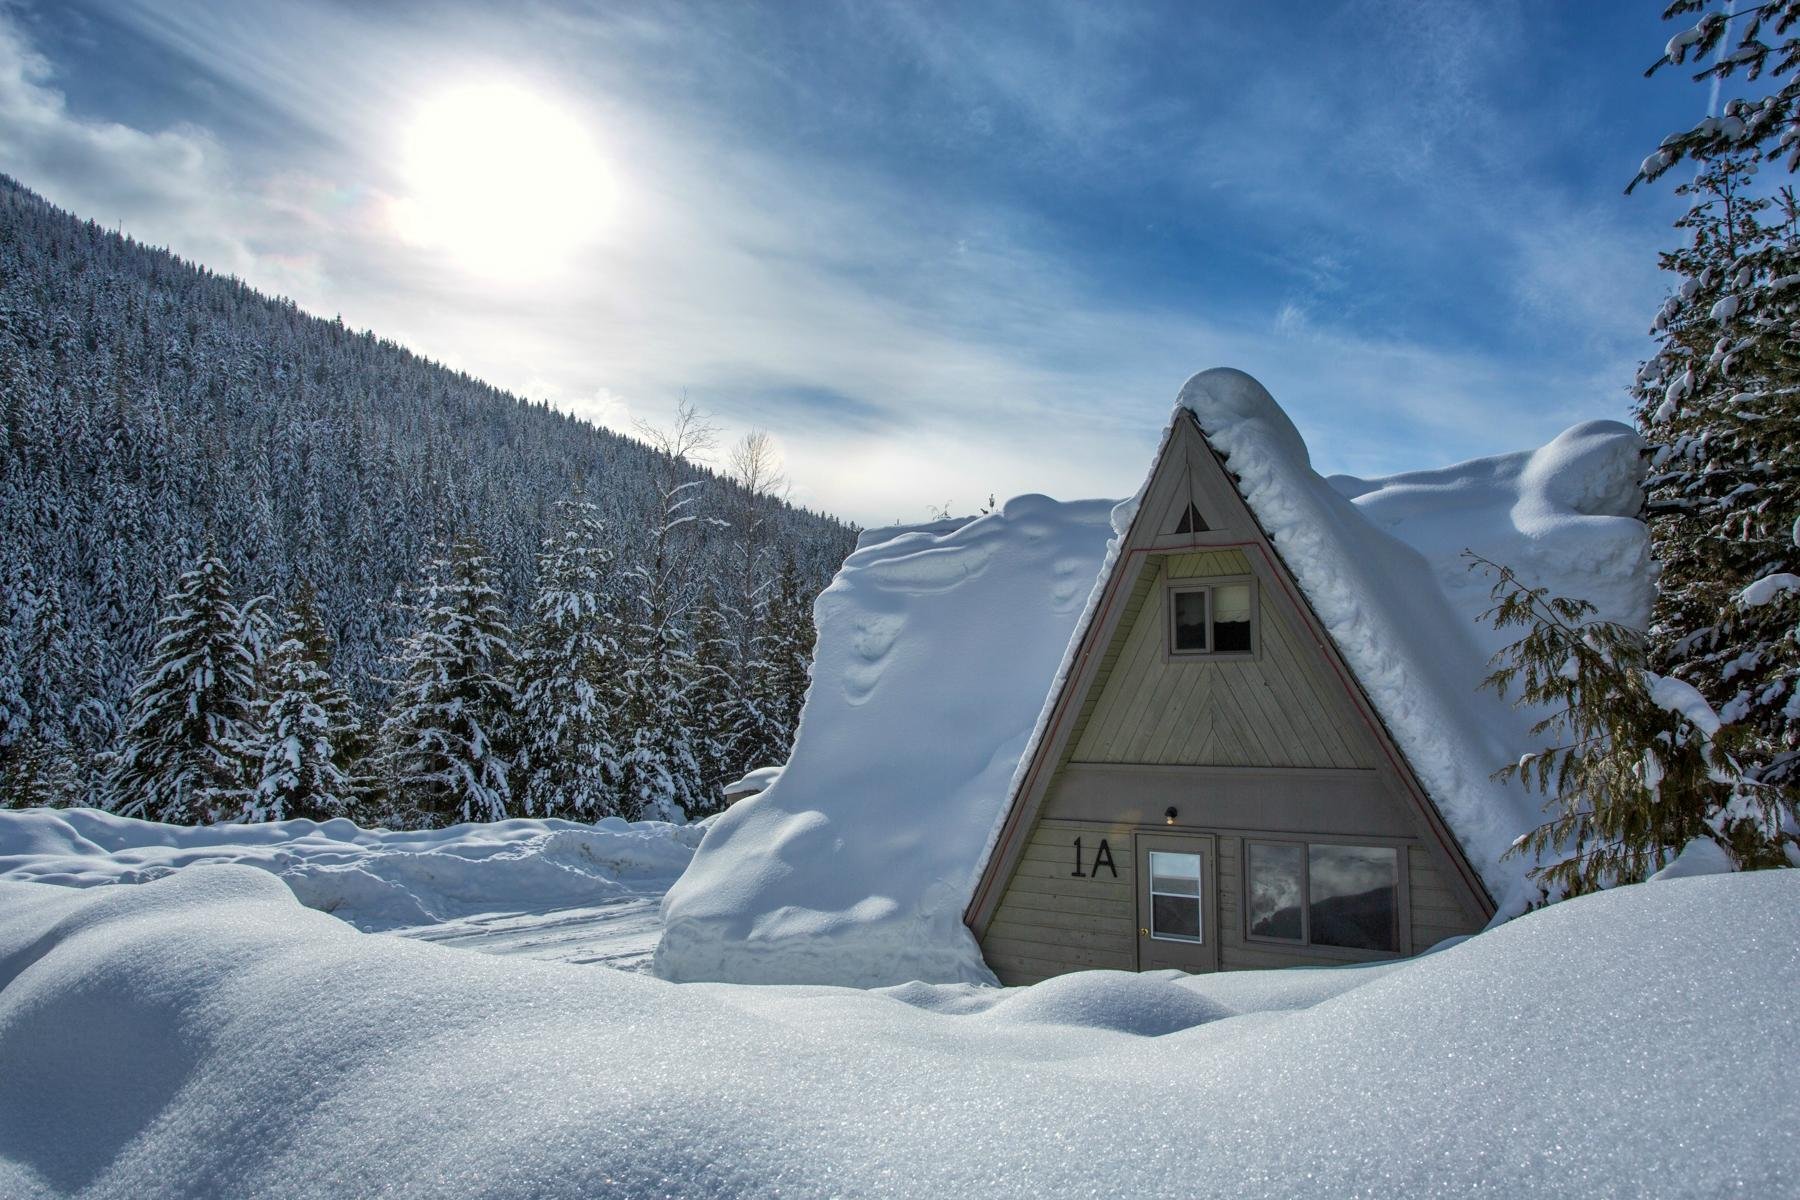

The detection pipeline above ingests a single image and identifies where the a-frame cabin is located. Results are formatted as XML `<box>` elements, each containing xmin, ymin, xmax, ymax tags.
<box><xmin>965</xmin><ymin>409</ymin><xmax>1495</xmax><ymax>984</ymax></box>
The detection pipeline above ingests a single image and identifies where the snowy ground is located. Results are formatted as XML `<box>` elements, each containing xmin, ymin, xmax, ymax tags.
<box><xmin>0</xmin><ymin>858</ymin><xmax>1792</xmax><ymax>1198</ymax></box>
<box><xmin>0</xmin><ymin>808</ymin><xmax>701</xmax><ymax>972</ymax></box>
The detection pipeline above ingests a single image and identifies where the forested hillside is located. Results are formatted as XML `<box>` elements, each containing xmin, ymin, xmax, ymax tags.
<box><xmin>0</xmin><ymin>176</ymin><xmax>858</xmax><ymax>824</ymax></box>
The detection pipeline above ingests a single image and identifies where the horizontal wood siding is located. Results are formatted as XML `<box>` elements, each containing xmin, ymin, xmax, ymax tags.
<box><xmin>1072</xmin><ymin>552</ymin><xmax>1375</xmax><ymax>769</ymax></box>
<box><xmin>984</xmin><ymin>824</ymin><xmax>1481</xmax><ymax>982</ymax></box>
<box><xmin>1409</xmin><ymin>844</ymin><xmax>1483</xmax><ymax>949</ymax></box>
<box><xmin>980</xmin><ymin>818</ymin><xmax>1138</xmax><ymax>985</ymax></box>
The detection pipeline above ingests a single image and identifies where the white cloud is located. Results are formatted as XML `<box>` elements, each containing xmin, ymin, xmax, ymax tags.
<box><xmin>0</xmin><ymin>15</ymin><xmax>255</xmax><ymax>276</ymax></box>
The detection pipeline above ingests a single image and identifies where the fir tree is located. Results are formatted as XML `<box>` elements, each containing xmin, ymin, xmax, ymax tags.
<box><xmin>248</xmin><ymin>585</ymin><xmax>359</xmax><ymax>822</ymax></box>
<box><xmin>684</xmin><ymin>592</ymin><xmax>737</xmax><ymax>813</ymax></box>
<box><xmin>1473</xmin><ymin>555</ymin><xmax>1792</xmax><ymax>895</ymax></box>
<box><xmin>376</xmin><ymin>537</ymin><xmax>517</xmax><ymax>827</ymax></box>
<box><xmin>616</xmin><ymin>401</ymin><xmax>715</xmax><ymax>821</ymax></box>
<box><xmin>110</xmin><ymin>553</ymin><xmax>260</xmax><ymax>823</ymax></box>
<box><xmin>1633</xmin><ymin>4</ymin><xmax>1800</xmax><ymax>811</ymax></box>
<box><xmin>514</xmin><ymin>498</ymin><xmax>624</xmax><ymax>819</ymax></box>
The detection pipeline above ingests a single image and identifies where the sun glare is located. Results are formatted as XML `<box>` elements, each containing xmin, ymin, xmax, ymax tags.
<box><xmin>390</xmin><ymin>82</ymin><xmax>612</xmax><ymax>282</ymax></box>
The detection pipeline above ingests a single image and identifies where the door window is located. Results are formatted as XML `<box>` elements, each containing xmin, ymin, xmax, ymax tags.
<box><xmin>1148</xmin><ymin>850</ymin><xmax>1204</xmax><ymax>943</ymax></box>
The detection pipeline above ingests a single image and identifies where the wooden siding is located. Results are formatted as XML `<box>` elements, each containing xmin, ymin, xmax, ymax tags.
<box><xmin>980</xmin><ymin>819</ymin><xmax>1138</xmax><ymax>985</ymax></box>
<box><xmin>1070</xmin><ymin>552</ymin><xmax>1375</xmax><ymax>769</ymax></box>
<box><xmin>982</xmin><ymin>824</ymin><xmax>1483</xmax><ymax>985</ymax></box>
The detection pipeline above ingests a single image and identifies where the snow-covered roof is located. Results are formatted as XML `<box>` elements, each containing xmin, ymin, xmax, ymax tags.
<box><xmin>655</xmin><ymin>369</ymin><xmax>1650</xmax><ymax>986</ymax></box>
<box><xmin>721</xmin><ymin>766</ymin><xmax>785</xmax><ymax>799</ymax></box>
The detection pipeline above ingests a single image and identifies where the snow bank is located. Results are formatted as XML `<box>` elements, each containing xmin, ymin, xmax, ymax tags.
<box><xmin>1</xmin><ymin>867</ymin><xmax>1793</xmax><ymax>1198</ymax></box>
<box><xmin>656</xmin><ymin>495</ymin><xmax>1119</xmax><ymax>985</ymax></box>
<box><xmin>0</xmin><ymin>807</ymin><xmax>701</xmax><ymax>932</ymax></box>
<box><xmin>1178</xmin><ymin>368</ymin><xmax>1650</xmax><ymax>914</ymax></box>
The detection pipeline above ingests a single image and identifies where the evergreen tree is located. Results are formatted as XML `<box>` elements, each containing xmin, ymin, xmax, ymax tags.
<box><xmin>616</xmin><ymin>402</ymin><xmax>715</xmax><ymax>821</ymax></box>
<box><xmin>110</xmin><ymin>553</ymin><xmax>260</xmax><ymax>823</ymax></box>
<box><xmin>514</xmin><ymin>499</ymin><xmax>624</xmax><ymax>819</ymax></box>
<box><xmin>1633</xmin><ymin>4</ymin><xmax>1800</xmax><ymax>818</ymax></box>
<box><xmin>376</xmin><ymin>537</ymin><xmax>517</xmax><ymax>826</ymax></box>
<box><xmin>0</xmin><ymin>175</ymin><xmax>858</xmax><ymax>813</ymax></box>
<box><xmin>248</xmin><ymin>585</ymin><xmax>359</xmax><ymax>822</ymax></box>
<box><xmin>1474</xmin><ymin>555</ymin><xmax>1790</xmax><ymax>895</ymax></box>
<box><xmin>684</xmin><ymin>592</ymin><xmax>737</xmax><ymax>813</ymax></box>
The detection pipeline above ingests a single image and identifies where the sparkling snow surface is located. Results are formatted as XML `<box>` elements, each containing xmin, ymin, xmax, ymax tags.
<box><xmin>0</xmin><ymin>867</ymin><xmax>1792</xmax><ymax>1198</ymax></box>
<box><xmin>660</xmin><ymin>369</ymin><xmax>1652</xmax><ymax>987</ymax></box>
<box><xmin>0</xmin><ymin>808</ymin><xmax>701</xmax><ymax>969</ymax></box>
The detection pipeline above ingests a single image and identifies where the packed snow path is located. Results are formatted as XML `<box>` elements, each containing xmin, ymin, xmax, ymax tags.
<box><xmin>0</xmin><ymin>808</ymin><xmax>701</xmax><ymax>971</ymax></box>
<box><xmin>390</xmin><ymin>896</ymin><xmax>668</xmax><ymax>970</ymax></box>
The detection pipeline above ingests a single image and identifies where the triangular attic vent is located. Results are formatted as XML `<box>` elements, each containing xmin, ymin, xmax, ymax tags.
<box><xmin>1171</xmin><ymin>501</ymin><xmax>1209</xmax><ymax>534</ymax></box>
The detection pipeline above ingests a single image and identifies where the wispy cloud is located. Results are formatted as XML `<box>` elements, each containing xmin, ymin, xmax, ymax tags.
<box><xmin>5</xmin><ymin>0</ymin><xmax>1694</xmax><ymax>524</ymax></box>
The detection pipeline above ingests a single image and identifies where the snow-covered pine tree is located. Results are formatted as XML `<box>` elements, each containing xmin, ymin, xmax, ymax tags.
<box><xmin>717</xmin><ymin>558</ymin><xmax>814</xmax><ymax>797</ymax></box>
<box><xmin>514</xmin><ymin>498</ymin><xmax>625</xmax><ymax>819</ymax></box>
<box><xmin>375</xmin><ymin>536</ymin><xmax>517</xmax><ymax>827</ymax></box>
<box><xmin>110</xmin><ymin>553</ymin><xmax>261</xmax><ymax>823</ymax></box>
<box><xmin>684</xmin><ymin>592</ymin><xmax>737</xmax><ymax>813</ymax></box>
<box><xmin>614</xmin><ymin>401</ymin><xmax>715</xmax><ymax>822</ymax></box>
<box><xmin>248</xmin><ymin>585</ymin><xmax>359</xmax><ymax>823</ymax></box>
<box><xmin>1631</xmin><ymin>3</ymin><xmax>1800</xmax><ymax>826</ymax></box>
<box><xmin>1471</xmin><ymin>556</ymin><xmax>1782</xmax><ymax>894</ymax></box>
<box><xmin>758</xmin><ymin>553</ymin><xmax>818</xmax><ymax>758</ymax></box>
<box><xmin>1632</xmin><ymin>155</ymin><xmax>1800</xmax><ymax>801</ymax></box>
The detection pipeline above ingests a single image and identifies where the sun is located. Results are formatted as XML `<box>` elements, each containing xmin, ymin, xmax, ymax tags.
<box><xmin>390</xmin><ymin>82</ymin><xmax>613</xmax><ymax>281</ymax></box>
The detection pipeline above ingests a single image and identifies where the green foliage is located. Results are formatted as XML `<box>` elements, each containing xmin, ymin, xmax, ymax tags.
<box><xmin>1633</xmin><ymin>1</ymin><xmax>1800</xmax><ymax>191</ymax></box>
<box><xmin>1632</xmin><ymin>8</ymin><xmax>1800</xmax><ymax>807</ymax></box>
<box><xmin>1472</xmin><ymin>554</ymin><xmax>1794</xmax><ymax>895</ymax></box>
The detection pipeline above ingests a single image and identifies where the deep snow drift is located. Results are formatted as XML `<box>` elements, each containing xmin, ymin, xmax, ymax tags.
<box><xmin>660</xmin><ymin>369</ymin><xmax>1651</xmax><ymax>987</ymax></box>
<box><xmin>0</xmin><ymin>807</ymin><xmax>701</xmax><ymax>937</ymax></box>
<box><xmin>657</xmin><ymin>494</ymin><xmax>1119</xmax><ymax>986</ymax></box>
<box><xmin>1</xmin><ymin>867</ymin><xmax>1792</xmax><ymax>1198</ymax></box>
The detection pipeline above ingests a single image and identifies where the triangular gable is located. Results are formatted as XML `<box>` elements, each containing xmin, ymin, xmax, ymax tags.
<box><xmin>965</xmin><ymin>409</ymin><xmax>1494</xmax><ymax>937</ymax></box>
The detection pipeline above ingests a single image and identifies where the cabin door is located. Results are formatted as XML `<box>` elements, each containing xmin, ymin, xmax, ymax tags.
<box><xmin>1134</xmin><ymin>833</ymin><xmax>1219</xmax><ymax>973</ymax></box>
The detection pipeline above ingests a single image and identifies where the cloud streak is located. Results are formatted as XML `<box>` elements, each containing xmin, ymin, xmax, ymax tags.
<box><xmin>6</xmin><ymin>0</ymin><xmax>1695</xmax><ymax>524</ymax></box>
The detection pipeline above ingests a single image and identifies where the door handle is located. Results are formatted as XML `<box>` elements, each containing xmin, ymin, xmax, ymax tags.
<box><xmin>1139</xmin><ymin>927</ymin><xmax>1148</xmax><ymax>937</ymax></box>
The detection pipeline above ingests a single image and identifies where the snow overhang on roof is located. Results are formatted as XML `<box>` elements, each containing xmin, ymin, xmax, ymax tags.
<box><xmin>976</xmin><ymin>368</ymin><xmax>1652</xmax><ymax>922</ymax></box>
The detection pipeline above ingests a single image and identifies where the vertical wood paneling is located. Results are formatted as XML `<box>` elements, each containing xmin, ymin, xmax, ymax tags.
<box><xmin>1071</xmin><ymin>551</ymin><xmax>1375</xmax><ymax>768</ymax></box>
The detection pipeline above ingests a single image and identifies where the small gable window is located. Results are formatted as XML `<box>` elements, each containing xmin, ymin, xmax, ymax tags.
<box><xmin>1167</xmin><ymin>579</ymin><xmax>1255</xmax><ymax>657</ymax></box>
<box><xmin>1172</xmin><ymin>501</ymin><xmax>1209</xmax><ymax>534</ymax></box>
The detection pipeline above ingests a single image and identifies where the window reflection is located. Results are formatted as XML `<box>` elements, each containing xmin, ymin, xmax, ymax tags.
<box><xmin>1247</xmin><ymin>841</ymin><xmax>1304</xmax><ymax>941</ymax></box>
<box><xmin>1148</xmin><ymin>850</ymin><xmax>1203</xmax><ymax>943</ymax></box>
<box><xmin>1173</xmin><ymin>590</ymin><xmax>1208</xmax><ymax>651</ymax></box>
<box><xmin>1307</xmin><ymin>844</ymin><xmax>1398</xmax><ymax>952</ymax></box>
<box><xmin>1212</xmin><ymin>582</ymin><xmax>1252</xmax><ymax>653</ymax></box>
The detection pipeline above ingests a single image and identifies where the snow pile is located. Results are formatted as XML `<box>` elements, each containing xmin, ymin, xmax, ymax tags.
<box><xmin>1177</xmin><ymin>368</ymin><xmax>1650</xmax><ymax>914</ymax></box>
<box><xmin>0</xmin><ymin>807</ymin><xmax>701</xmax><ymax>932</ymax></box>
<box><xmin>656</xmin><ymin>495</ymin><xmax>1119</xmax><ymax>986</ymax></box>
<box><xmin>1</xmin><ymin>867</ymin><xmax>1793</xmax><ymax>1198</ymax></box>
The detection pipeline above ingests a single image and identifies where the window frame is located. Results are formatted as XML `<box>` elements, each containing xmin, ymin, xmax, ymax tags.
<box><xmin>1165</xmin><ymin>573</ymin><xmax>1259</xmax><ymax>662</ymax></box>
<box><xmin>1146</xmin><ymin>849</ymin><xmax>1206</xmax><ymax>944</ymax></box>
<box><xmin>1241</xmin><ymin>834</ymin><xmax>1410</xmax><ymax>958</ymax></box>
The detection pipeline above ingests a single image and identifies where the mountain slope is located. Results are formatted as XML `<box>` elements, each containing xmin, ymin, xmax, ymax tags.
<box><xmin>0</xmin><ymin>175</ymin><xmax>857</xmax><ymax>807</ymax></box>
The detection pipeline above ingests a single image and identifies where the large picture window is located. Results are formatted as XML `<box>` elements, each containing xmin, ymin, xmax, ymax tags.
<box><xmin>1245</xmin><ymin>839</ymin><xmax>1401</xmax><ymax>953</ymax></box>
<box><xmin>1168</xmin><ymin>579</ymin><xmax>1255</xmax><ymax>656</ymax></box>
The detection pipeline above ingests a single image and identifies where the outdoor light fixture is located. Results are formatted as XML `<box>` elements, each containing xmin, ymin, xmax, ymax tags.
<box><xmin>1165</xmin><ymin>807</ymin><xmax>1178</xmax><ymax>825</ymax></box>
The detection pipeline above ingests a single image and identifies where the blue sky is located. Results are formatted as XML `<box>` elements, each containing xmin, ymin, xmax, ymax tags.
<box><xmin>1</xmin><ymin>0</ymin><xmax>1713</xmax><ymax>523</ymax></box>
